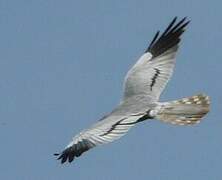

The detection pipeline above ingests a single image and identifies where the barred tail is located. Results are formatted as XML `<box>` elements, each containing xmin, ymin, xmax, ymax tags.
<box><xmin>156</xmin><ymin>94</ymin><xmax>210</xmax><ymax>125</ymax></box>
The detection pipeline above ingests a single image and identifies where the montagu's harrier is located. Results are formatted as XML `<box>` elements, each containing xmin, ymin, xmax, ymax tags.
<box><xmin>54</xmin><ymin>17</ymin><xmax>210</xmax><ymax>164</ymax></box>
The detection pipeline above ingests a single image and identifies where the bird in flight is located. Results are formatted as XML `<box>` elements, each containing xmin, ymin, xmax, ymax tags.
<box><xmin>54</xmin><ymin>17</ymin><xmax>210</xmax><ymax>164</ymax></box>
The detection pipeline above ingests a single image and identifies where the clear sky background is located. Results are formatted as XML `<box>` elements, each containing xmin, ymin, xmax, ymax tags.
<box><xmin>0</xmin><ymin>0</ymin><xmax>221</xmax><ymax>180</ymax></box>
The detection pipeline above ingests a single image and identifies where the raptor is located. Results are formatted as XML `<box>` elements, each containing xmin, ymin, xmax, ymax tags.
<box><xmin>54</xmin><ymin>17</ymin><xmax>210</xmax><ymax>164</ymax></box>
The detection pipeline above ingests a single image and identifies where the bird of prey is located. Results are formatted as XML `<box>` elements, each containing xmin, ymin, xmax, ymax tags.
<box><xmin>54</xmin><ymin>17</ymin><xmax>210</xmax><ymax>164</ymax></box>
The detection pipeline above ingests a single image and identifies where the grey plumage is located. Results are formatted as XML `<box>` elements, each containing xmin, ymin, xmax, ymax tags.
<box><xmin>54</xmin><ymin>17</ymin><xmax>210</xmax><ymax>164</ymax></box>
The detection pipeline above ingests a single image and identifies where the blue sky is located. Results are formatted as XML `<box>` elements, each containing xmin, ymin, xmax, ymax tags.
<box><xmin>0</xmin><ymin>0</ymin><xmax>221</xmax><ymax>179</ymax></box>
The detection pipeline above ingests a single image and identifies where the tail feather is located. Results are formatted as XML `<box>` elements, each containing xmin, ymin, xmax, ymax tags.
<box><xmin>156</xmin><ymin>94</ymin><xmax>210</xmax><ymax>125</ymax></box>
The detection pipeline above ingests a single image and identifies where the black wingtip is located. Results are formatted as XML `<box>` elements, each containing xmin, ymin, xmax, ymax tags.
<box><xmin>54</xmin><ymin>147</ymin><xmax>74</xmax><ymax>164</ymax></box>
<box><xmin>146</xmin><ymin>16</ymin><xmax>190</xmax><ymax>57</ymax></box>
<box><xmin>161</xmin><ymin>17</ymin><xmax>178</xmax><ymax>36</ymax></box>
<box><xmin>54</xmin><ymin>139</ymin><xmax>94</xmax><ymax>164</ymax></box>
<box><xmin>147</xmin><ymin>30</ymin><xmax>160</xmax><ymax>51</ymax></box>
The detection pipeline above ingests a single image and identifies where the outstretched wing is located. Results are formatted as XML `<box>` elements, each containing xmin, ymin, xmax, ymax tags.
<box><xmin>123</xmin><ymin>17</ymin><xmax>190</xmax><ymax>102</ymax></box>
<box><xmin>54</xmin><ymin>113</ymin><xmax>145</xmax><ymax>164</ymax></box>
